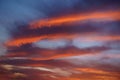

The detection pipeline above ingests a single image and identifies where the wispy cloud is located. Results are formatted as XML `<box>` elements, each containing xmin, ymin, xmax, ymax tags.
<box><xmin>0</xmin><ymin>0</ymin><xmax>120</xmax><ymax>80</ymax></box>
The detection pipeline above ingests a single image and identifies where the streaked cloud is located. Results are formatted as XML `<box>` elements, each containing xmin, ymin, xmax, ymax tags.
<box><xmin>0</xmin><ymin>0</ymin><xmax>120</xmax><ymax>80</ymax></box>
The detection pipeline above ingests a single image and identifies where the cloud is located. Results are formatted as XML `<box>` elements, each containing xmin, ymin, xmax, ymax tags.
<box><xmin>6</xmin><ymin>45</ymin><xmax>110</xmax><ymax>60</ymax></box>
<box><xmin>33</xmin><ymin>39</ymin><xmax>69</xmax><ymax>49</ymax></box>
<box><xmin>6</xmin><ymin>33</ymin><xmax>120</xmax><ymax>47</ymax></box>
<box><xmin>5</xmin><ymin>25</ymin><xmax>97</xmax><ymax>46</ymax></box>
<box><xmin>0</xmin><ymin>0</ymin><xmax>120</xmax><ymax>80</ymax></box>
<box><xmin>30</xmin><ymin>10</ymin><xmax>120</xmax><ymax>29</ymax></box>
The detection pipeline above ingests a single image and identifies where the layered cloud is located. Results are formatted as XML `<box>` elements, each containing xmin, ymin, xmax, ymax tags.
<box><xmin>30</xmin><ymin>10</ymin><xmax>120</xmax><ymax>28</ymax></box>
<box><xmin>0</xmin><ymin>0</ymin><xmax>120</xmax><ymax>80</ymax></box>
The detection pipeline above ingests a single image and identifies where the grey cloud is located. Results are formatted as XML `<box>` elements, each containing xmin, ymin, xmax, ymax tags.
<box><xmin>33</xmin><ymin>39</ymin><xmax>70</xmax><ymax>49</ymax></box>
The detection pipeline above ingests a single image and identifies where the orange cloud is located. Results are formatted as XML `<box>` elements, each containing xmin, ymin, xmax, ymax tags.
<box><xmin>5</xmin><ymin>45</ymin><xmax>107</xmax><ymax>61</ymax></box>
<box><xmin>1</xmin><ymin>63</ymin><xmax>119</xmax><ymax>80</ymax></box>
<box><xmin>30</xmin><ymin>11</ymin><xmax>120</xmax><ymax>29</ymax></box>
<box><xmin>22</xmin><ymin>47</ymin><xmax>107</xmax><ymax>60</ymax></box>
<box><xmin>5</xmin><ymin>33</ymin><xmax>80</xmax><ymax>46</ymax></box>
<box><xmin>60</xmin><ymin>67</ymin><xmax>120</xmax><ymax>80</ymax></box>
<box><xmin>60</xmin><ymin>76</ymin><xmax>119</xmax><ymax>80</ymax></box>
<box><xmin>74</xmin><ymin>68</ymin><xmax>109</xmax><ymax>74</ymax></box>
<box><xmin>6</xmin><ymin>34</ymin><xmax>120</xmax><ymax>47</ymax></box>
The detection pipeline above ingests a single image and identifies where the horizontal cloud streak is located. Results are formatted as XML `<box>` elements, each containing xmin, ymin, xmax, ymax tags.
<box><xmin>6</xmin><ymin>34</ymin><xmax>120</xmax><ymax>47</ymax></box>
<box><xmin>0</xmin><ymin>0</ymin><xmax>120</xmax><ymax>80</ymax></box>
<box><xmin>30</xmin><ymin>10</ymin><xmax>120</xmax><ymax>28</ymax></box>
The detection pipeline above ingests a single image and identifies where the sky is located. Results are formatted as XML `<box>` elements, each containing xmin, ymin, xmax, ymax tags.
<box><xmin>0</xmin><ymin>0</ymin><xmax>120</xmax><ymax>80</ymax></box>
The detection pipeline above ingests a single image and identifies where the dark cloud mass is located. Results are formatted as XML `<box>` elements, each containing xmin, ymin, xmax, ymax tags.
<box><xmin>0</xmin><ymin>0</ymin><xmax>120</xmax><ymax>80</ymax></box>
